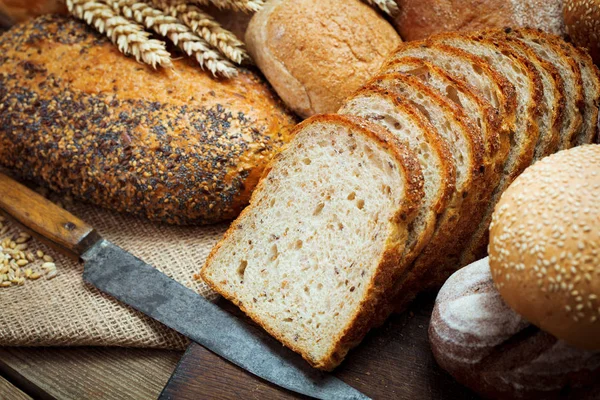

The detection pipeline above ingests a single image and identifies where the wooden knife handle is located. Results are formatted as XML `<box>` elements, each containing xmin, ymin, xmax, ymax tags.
<box><xmin>0</xmin><ymin>173</ymin><xmax>101</xmax><ymax>258</ymax></box>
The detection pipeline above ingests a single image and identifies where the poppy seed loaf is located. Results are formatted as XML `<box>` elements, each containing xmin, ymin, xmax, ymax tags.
<box><xmin>0</xmin><ymin>15</ymin><xmax>297</xmax><ymax>225</ymax></box>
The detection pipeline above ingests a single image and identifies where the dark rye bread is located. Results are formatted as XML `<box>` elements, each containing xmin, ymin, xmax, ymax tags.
<box><xmin>202</xmin><ymin>114</ymin><xmax>425</xmax><ymax>370</ymax></box>
<box><xmin>507</xmin><ymin>28</ymin><xmax>585</xmax><ymax>150</ymax></box>
<box><xmin>0</xmin><ymin>15</ymin><xmax>297</xmax><ymax>225</ymax></box>
<box><xmin>339</xmin><ymin>87</ymin><xmax>456</xmax><ymax>266</ymax></box>
<box><xmin>430</xmin><ymin>258</ymin><xmax>600</xmax><ymax>400</ymax></box>
<box><xmin>364</xmin><ymin>73</ymin><xmax>487</xmax><ymax>317</ymax></box>
<box><xmin>489</xmin><ymin>29</ymin><xmax>566</xmax><ymax>159</ymax></box>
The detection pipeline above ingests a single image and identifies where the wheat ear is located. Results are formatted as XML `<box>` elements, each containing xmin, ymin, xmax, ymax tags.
<box><xmin>107</xmin><ymin>0</ymin><xmax>237</xmax><ymax>78</ymax></box>
<box><xmin>188</xmin><ymin>0</ymin><xmax>265</xmax><ymax>14</ymax></box>
<box><xmin>362</xmin><ymin>0</ymin><xmax>399</xmax><ymax>16</ymax></box>
<box><xmin>155</xmin><ymin>0</ymin><xmax>249</xmax><ymax>64</ymax></box>
<box><xmin>66</xmin><ymin>0</ymin><xmax>172</xmax><ymax>68</ymax></box>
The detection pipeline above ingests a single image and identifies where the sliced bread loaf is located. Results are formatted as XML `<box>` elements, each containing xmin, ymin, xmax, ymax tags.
<box><xmin>384</xmin><ymin>40</ymin><xmax>518</xmax><ymax>143</ymax></box>
<box><xmin>339</xmin><ymin>87</ymin><xmax>456</xmax><ymax>266</ymax></box>
<box><xmin>364</xmin><ymin>73</ymin><xmax>488</xmax><ymax>315</ymax></box>
<box><xmin>201</xmin><ymin>114</ymin><xmax>424</xmax><ymax>370</ymax></box>
<box><xmin>490</xmin><ymin>30</ymin><xmax>566</xmax><ymax>159</ymax></box>
<box><xmin>429</xmin><ymin>33</ymin><xmax>544</xmax><ymax>265</ymax></box>
<box><xmin>568</xmin><ymin>45</ymin><xmax>600</xmax><ymax>146</ymax></box>
<box><xmin>507</xmin><ymin>28</ymin><xmax>584</xmax><ymax>150</ymax></box>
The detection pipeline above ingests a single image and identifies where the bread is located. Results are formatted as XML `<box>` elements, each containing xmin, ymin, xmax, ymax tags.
<box><xmin>430</xmin><ymin>258</ymin><xmax>600</xmax><ymax>400</ymax></box>
<box><xmin>430</xmin><ymin>33</ymin><xmax>545</xmax><ymax>266</ymax></box>
<box><xmin>384</xmin><ymin>41</ymin><xmax>518</xmax><ymax>143</ymax></box>
<box><xmin>506</xmin><ymin>28</ymin><xmax>585</xmax><ymax>150</ymax></box>
<box><xmin>339</xmin><ymin>87</ymin><xmax>455</xmax><ymax>266</ymax></box>
<box><xmin>0</xmin><ymin>15</ymin><xmax>297</xmax><ymax>225</ymax></box>
<box><xmin>392</xmin><ymin>0</ymin><xmax>565</xmax><ymax>42</ymax></box>
<box><xmin>490</xmin><ymin>29</ymin><xmax>566</xmax><ymax>159</ymax></box>
<box><xmin>568</xmin><ymin>46</ymin><xmax>600</xmax><ymax>146</ymax></box>
<box><xmin>489</xmin><ymin>145</ymin><xmax>600</xmax><ymax>351</ymax></box>
<box><xmin>0</xmin><ymin>0</ymin><xmax>66</xmax><ymax>23</ymax></box>
<box><xmin>565</xmin><ymin>0</ymin><xmax>600</xmax><ymax>65</ymax></box>
<box><xmin>202</xmin><ymin>114</ymin><xmax>425</xmax><ymax>370</ymax></box>
<box><xmin>363</xmin><ymin>73</ymin><xmax>487</xmax><ymax>316</ymax></box>
<box><xmin>245</xmin><ymin>0</ymin><xmax>401</xmax><ymax>118</ymax></box>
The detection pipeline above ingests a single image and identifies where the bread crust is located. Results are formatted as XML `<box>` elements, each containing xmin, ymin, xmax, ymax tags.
<box><xmin>202</xmin><ymin>114</ymin><xmax>425</xmax><ymax>370</ymax></box>
<box><xmin>0</xmin><ymin>15</ymin><xmax>297</xmax><ymax>225</ymax></box>
<box><xmin>245</xmin><ymin>0</ymin><xmax>401</xmax><ymax>118</ymax></box>
<box><xmin>392</xmin><ymin>0</ymin><xmax>565</xmax><ymax>41</ymax></box>
<box><xmin>365</xmin><ymin>73</ymin><xmax>490</xmax><ymax>318</ymax></box>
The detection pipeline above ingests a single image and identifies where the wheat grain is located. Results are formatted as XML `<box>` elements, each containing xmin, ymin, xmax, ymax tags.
<box><xmin>155</xmin><ymin>0</ymin><xmax>249</xmax><ymax>64</ymax></box>
<box><xmin>362</xmin><ymin>0</ymin><xmax>399</xmax><ymax>16</ymax></box>
<box><xmin>66</xmin><ymin>0</ymin><xmax>173</xmax><ymax>68</ymax></box>
<box><xmin>108</xmin><ymin>0</ymin><xmax>237</xmax><ymax>77</ymax></box>
<box><xmin>188</xmin><ymin>0</ymin><xmax>264</xmax><ymax>13</ymax></box>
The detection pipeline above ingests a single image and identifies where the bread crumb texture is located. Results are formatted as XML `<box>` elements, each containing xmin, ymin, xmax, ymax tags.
<box><xmin>490</xmin><ymin>145</ymin><xmax>600</xmax><ymax>350</ymax></box>
<box><xmin>0</xmin><ymin>15</ymin><xmax>297</xmax><ymax>225</ymax></box>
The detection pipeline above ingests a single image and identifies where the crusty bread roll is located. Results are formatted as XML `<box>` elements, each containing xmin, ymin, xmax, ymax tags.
<box><xmin>0</xmin><ymin>15</ymin><xmax>297</xmax><ymax>225</ymax></box>
<box><xmin>565</xmin><ymin>0</ymin><xmax>600</xmax><ymax>65</ymax></box>
<box><xmin>245</xmin><ymin>0</ymin><xmax>402</xmax><ymax>118</ymax></box>
<box><xmin>0</xmin><ymin>0</ymin><xmax>66</xmax><ymax>23</ymax></box>
<box><xmin>489</xmin><ymin>145</ymin><xmax>600</xmax><ymax>350</ymax></box>
<box><xmin>430</xmin><ymin>258</ymin><xmax>600</xmax><ymax>399</ymax></box>
<box><xmin>393</xmin><ymin>0</ymin><xmax>565</xmax><ymax>41</ymax></box>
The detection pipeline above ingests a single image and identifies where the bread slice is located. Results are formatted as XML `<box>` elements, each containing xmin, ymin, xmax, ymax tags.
<box><xmin>567</xmin><ymin>45</ymin><xmax>600</xmax><ymax>146</ymax></box>
<box><xmin>489</xmin><ymin>30</ymin><xmax>565</xmax><ymax>159</ymax></box>
<box><xmin>364</xmin><ymin>73</ymin><xmax>487</xmax><ymax>315</ymax></box>
<box><xmin>201</xmin><ymin>114</ymin><xmax>424</xmax><ymax>371</ymax></box>
<box><xmin>384</xmin><ymin>40</ymin><xmax>518</xmax><ymax>144</ymax></box>
<box><xmin>428</xmin><ymin>33</ymin><xmax>544</xmax><ymax>265</ymax></box>
<box><xmin>380</xmin><ymin>58</ymin><xmax>509</xmax><ymax>307</ymax></box>
<box><xmin>339</xmin><ymin>87</ymin><xmax>456</xmax><ymax>266</ymax></box>
<box><xmin>506</xmin><ymin>28</ymin><xmax>584</xmax><ymax>150</ymax></box>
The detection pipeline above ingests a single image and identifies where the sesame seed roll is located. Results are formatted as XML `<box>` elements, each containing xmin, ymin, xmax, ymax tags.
<box><xmin>489</xmin><ymin>145</ymin><xmax>600</xmax><ymax>350</ymax></box>
<box><xmin>564</xmin><ymin>0</ymin><xmax>600</xmax><ymax>65</ymax></box>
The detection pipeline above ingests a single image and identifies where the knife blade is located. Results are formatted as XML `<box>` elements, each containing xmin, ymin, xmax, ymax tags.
<box><xmin>0</xmin><ymin>172</ymin><xmax>369</xmax><ymax>400</ymax></box>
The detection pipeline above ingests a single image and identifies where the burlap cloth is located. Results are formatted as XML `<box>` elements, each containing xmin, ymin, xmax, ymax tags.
<box><xmin>0</xmin><ymin>184</ymin><xmax>228</xmax><ymax>350</ymax></box>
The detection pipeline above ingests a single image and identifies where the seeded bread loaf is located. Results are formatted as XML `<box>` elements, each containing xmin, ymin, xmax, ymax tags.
<box><xmin>0</xmin><ymin>15</ymin><xmax>297</xmax><ymax>225</ymax></box>
<box><xmin>430</xmin><ymin>258</ymin><xmax>600</xmax><ymax>400</ymax></box>
<box><xmin>202</xmin><ymin>114</ymin><xmax>424</xmax><ymax>370</ymax></box>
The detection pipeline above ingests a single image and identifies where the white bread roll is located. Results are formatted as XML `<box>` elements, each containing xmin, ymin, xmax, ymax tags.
<box><xmin>565</xmin><ymin>0</ymin><xmax>600</xmax><ymax>65</ymax></box>
<box><xmin>393</xmin><ymin>0</ymin><xmax>565</xmax><ymax>41</ymax></box>
<box><xmin>489</xmin><ymin>145</ymin><xmax>600</xmax><ymax>350</ymax></box>
<box><xmin>245</xmin><ymin>0</ymin><xmax>402</xmax><ymax>118</ymax></box>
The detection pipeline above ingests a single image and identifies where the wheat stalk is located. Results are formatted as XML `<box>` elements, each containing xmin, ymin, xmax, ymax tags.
<box><xmin>66</xmin><ymin>0</ymin><xmax>172</xmax><ymax>68</ymax></box>
<box><xmin>155</xmin><ymin>0</ymin><xmax>249</xmax><ymax>64</ymax></box>
<box><xmin>107</xmin><ymin>0</ymin><xmax>237</xmax><ymax>77</ymax></box>
<box><xmin>362</xmin><ymin>0</ymin><xmax>399</xmax><ymax>16</ymax></box>
<box><xmin>187</xmin><ymin>0</ymin><xmax>265</xmax><ymax>13</ymax></box>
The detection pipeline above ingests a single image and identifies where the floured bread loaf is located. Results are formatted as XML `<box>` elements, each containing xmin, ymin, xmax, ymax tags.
<box><xmin>202</xmin><ymin>114</ymin><xmax>424</xmax><ymax>370</ymax></box>
<box><xmin>430</xmin><ymin>258</ymin><xmax>600</xmax><ymax>399</ymax></box>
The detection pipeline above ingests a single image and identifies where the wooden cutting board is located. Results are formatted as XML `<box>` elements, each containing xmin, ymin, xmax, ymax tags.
<box><xmin>159</xmin><ymin>296</ymin><xmax>480</xmax><ymax>400</ymax></box>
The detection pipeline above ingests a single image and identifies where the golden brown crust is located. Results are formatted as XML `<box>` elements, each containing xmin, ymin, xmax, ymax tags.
<box><xmin>392</xmin><ymin>0</ymin><xmax>565</xmax><ymax>41</ymax></box>
<box><xmin>489</xmin><ymin>145</ymin><xmax>600</xmax><ymax>351</ymax></box>
<box><xmin>245</xmin><ymin>0</ymin><xmax>401</xmax><ymax>118</ymax></box>
<box><xmin>0</xmin><ymin>15</ymin><xmax>297</xmax><ymax>225</ymax></box>
<box><xmin>384</xmin><ymin>39</ymin><xmax>517</xmax><ymax>159</ymax></box>
<box><xmin>509</xmin><ymin>27</ymin><xmax>585</xmax><ymax>150</ymax></box>
<box><xmin>564</xmin><ymin>0</ymin><xmax>600</xmax><ymax>65</ymax></box>
<box><xmin>202</xmin><ymin>114</ymin><xmax>425</xmax><ymax>370</ymax></box>
<box><xmin>489</xmin><ymin>29</ymin><xmax>567</xmax><ymax>157</ymax></box>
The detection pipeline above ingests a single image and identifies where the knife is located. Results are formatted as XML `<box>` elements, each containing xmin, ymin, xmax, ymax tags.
<box><xmin>0</xmin><ymin>173</ymin><xmax>369</xmax><ymax>400</ymax></box>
